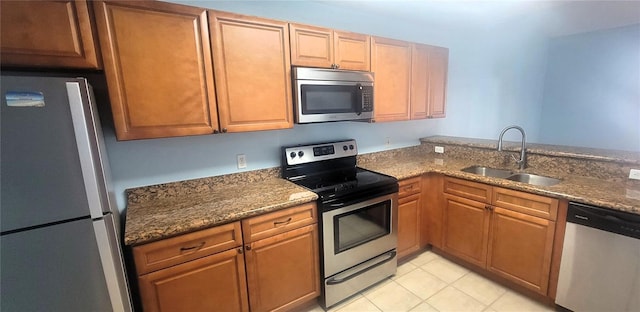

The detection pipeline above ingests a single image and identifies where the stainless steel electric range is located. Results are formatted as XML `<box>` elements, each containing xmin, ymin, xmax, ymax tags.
<box><xmin>281</xmin><ymin>139</ymin><xmax>399</xmax><ymax>309</ymax></box>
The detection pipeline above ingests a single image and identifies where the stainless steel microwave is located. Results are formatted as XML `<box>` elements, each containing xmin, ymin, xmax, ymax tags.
<box><xmin>293</xmin><ymin>67</ymin><xmax>374</xmax><ymax>124</ymax></box>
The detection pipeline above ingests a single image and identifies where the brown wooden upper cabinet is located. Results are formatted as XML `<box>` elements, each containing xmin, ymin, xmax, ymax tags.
<box><xmin>371</xmin><ymin>37</ymin><xmax>412</xmax><ymax>122</ymax></box>
<box><xmin>411</xmin><ymin>44</ymin><xmax>449</xmax><ymax>119</ymax></box>
<box><xmin>371</xmin><ymin>38</ymin><xmax>449</xmax><ymax>122</ymax></box>
<box><xmin>210</xmin><ymin>11</ymin><xmax>293</xmax><ymax>133</ymax></box>
<box><xmin>0</xmin><ymin>0</ymin><xmax>101</xmax><ymax>69</ymax></box>
<box><xmin>93</xmin><ymin>1</ymin><xmax>293</xmax><ymax>140</ymax></box>
<box><xmin>289</xmin><ymin>23</ymin><xmax>370</xmax><ymax>71</ymax></box>
<box><xmin>93</xmin><ymin>0</ymin><xmax>219</xmax><ymax>140</ymax></box>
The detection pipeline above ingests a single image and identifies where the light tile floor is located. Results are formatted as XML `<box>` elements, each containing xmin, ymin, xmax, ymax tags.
<box><xmin>304</xmin><ymin>250</ymin><xmax>555</xmax><ymax>312</ymax></box>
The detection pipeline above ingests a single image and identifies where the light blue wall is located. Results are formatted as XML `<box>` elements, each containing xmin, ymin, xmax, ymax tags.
<box><xmin>538</xmin><ymin>24</ymin><xmax>640</xmax><ymax>151</ymax></box>
<box><xmin>104</xmin><ymin>1</ymin><xmax>550</xmax><ymax>211</ymax></box>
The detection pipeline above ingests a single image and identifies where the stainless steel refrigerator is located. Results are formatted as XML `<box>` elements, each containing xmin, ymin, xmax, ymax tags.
<box><xmin>1</xmin><ymin>75</ymin><xmax>132</xmax><ymax>311</ymax></box>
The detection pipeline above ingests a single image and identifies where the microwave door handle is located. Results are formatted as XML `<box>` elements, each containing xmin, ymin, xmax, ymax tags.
<box><xmin>355</xmin><ymin>83</ymin><xmax>363</xmax><ymax>115</ymax></box>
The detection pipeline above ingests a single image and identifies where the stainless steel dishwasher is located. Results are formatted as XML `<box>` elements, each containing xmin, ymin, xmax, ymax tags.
<box><xmin>556</xmin><ymin>202</ymin><xmax>640</xmax><ymax>311</ymax></box>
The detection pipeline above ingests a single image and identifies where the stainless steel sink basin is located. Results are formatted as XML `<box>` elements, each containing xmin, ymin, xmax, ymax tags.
<box><xmin>505</xmin><ymin>173</ymin><xmax>561</xmax><ymax>187</ymax></box>
<box><xmin>461</xmin><ymin>166</ymin><xmax>562</xmax><ymax>186</ymax></box>
<box><xmin>460</xmin><ymin>166</ymin><xmax>514</xmax><ymax>178</ymax></box>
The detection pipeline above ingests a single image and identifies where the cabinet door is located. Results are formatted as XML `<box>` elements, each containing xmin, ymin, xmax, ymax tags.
<box><xmin>0</xmin><ymin>0</ymin><xmax>100</xmax><ymax>69</ymax></box>
<box><xmin>426</xmin><ymin>45</ymin><xmax>448</xmax><ymax>118</ymax></box>
<box><xmin>334</xmin><ymin>30</ymin><xmax>370</xmax><ymax>71</ymax></box>
<box><xmin>487</xmin><ymin>207</ymin><xmax>555</xmax><ymax>295</ymax></box>
<box><xmin>442</xmin><ymin>194</ymin><xmax>491</xmax><ymax>268</ymax></box>
<box><xmin>422</xmin><ymin>174</ymin><xmax>444</xmax><ymax>248</ymax></box>
<box><xmin>410</xmin><ymin>44</ymin><xmax>430</xmax><ymax>120</ymax></box>
<box><xmin>398</xmin><ymin>193</ymin><xmax>421</xmax><ymax>259</ymax></box>
<box><xmin>210</xmin><ymin>11</ymin><xmax>293</xmax><ymax>133</ymax></box>
<box><xmin>93</xmin><ymin>0</ymin><xmax>218</xmax><ymax>140</ymax></box>
<box><xmin>245</xmin><ymin>224</ymin><xmax>320</xmax><ymax>312</ymax></box>
<box><xmin>371</xmin><ymin>37</ymin><xmax>412</xmax><ymax>122</ymax></box>
<box><xmin>410</xmin><ymin>44</ymin><xmax>448</xmax><ymax>119</ymax></box>
<box><xmin>138</xmin><ymin>248</ymin><xmax>249</xmax><ymax>312</ymax></box>
<box><xmin>289</xmin><ymin>23</ymin><xmax>333</xmax><ymax>68</ymax></box>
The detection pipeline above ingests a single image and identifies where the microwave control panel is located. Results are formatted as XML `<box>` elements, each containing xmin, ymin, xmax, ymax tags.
<box><xmin>362</xmin><ymin>87</ymin><xmax>373</xmax><ymax>112</ymax></box>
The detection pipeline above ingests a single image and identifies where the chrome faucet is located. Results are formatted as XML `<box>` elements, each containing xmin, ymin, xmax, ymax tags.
<box><xmin>497</xmin><ymin>125</ymin><xmax>527</xmax><ymax>170</ymax></box>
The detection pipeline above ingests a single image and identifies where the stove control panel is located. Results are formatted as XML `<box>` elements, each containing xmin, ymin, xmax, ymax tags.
<box><xmin>284</xmin><ymin>139</ymin><xmax>357</xmax><ymax>165</ymax></box>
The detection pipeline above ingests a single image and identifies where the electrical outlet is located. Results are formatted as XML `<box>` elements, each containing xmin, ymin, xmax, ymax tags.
<box><xmin>237</xmin><ymin>154</ymin><xmax>247</xmax><ymax>169</ymax></box>
<box><xmin>435</xmin><ymin>146</ymin><xmax>445</xmax><ymax>154</ymax></box>
<box><xmin>385</xmin><ymin>137</ymin><xmax>391</xmax><ymax>146</ymax></box>
<box><xmin>629</xmin><ymin>169</ymin><xmax>640</xmax><ymax>180</ymax></box>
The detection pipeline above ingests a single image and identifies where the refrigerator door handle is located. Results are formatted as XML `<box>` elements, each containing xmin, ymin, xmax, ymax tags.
<box><xmin>66</xmin><ymin>81</ymin><xmax>105</xmax><ymax>220</ymax></box>
<box><xmin>94</xmin><ymin>215</ymin><xmax>133</xmax><ymax>311</ymax></box>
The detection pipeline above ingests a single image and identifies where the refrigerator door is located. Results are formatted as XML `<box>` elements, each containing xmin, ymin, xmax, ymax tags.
<box><xmin>1</xmin><ymin>217</ymin><xmax>112</xmax><ymax>310</ymax></box>
<box><xmin>0</xmin><ymin>76</ymin><xmax>116</xmax><ymax>232</ymax></box>
<box><xmin>66</xmin><ymin>79</ymin><xmax>115</xmax><ymax>219</ymax></box>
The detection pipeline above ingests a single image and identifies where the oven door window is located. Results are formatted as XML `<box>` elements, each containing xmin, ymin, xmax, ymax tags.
<box><xmin>333</xmin><ymin>199</ymin><xmax>391</xmax><ymax>254</ymax></box>
<box><xmin>301</xmin><ymin>84</ymin><xmax>356</xmax><ymax>114</ymax></box>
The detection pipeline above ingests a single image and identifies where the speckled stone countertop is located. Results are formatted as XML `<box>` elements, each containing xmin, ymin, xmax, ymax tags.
<box><xmin>358</xmin><ymin>142</ymin><xmax>640</xmax><ymax>215</ymax></box>
<box><xmin>421</xmin><ymin>135</ymin><xmax>640</xmax><ymax>165</ymax></box>
<box><xmin>125</xmin><ymin>137</ymin><xmax>640</xmax><ymax>246</ymax></box>
<box><xmin>124</xmin><ymin>169</ymin><xmax>317</xmax><ymax>246</ymax></box>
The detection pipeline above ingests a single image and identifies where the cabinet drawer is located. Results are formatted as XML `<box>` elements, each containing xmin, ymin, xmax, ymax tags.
<box><xmin>492</xmin><ymin>187</ymin><xmax>558</xmax><ymax>221</ymax></box>
<box><xmin>242</xmin><ymin>202</ymin><xmax>317</xmax><ymax>243</ymax></box>
<box><xmin>444</xmin><ymin>177</ymin><xmax>492</xmax><ymax>204</ymax></box>
<box><xmin>398</xmin><ymin>177</ymin><xmax>421</xmax><ymax>198</ymax></box>
<box><xmin>133</xmin><ymin>222</ymin><xmax>242</xmax><ymax>275</ymax></box>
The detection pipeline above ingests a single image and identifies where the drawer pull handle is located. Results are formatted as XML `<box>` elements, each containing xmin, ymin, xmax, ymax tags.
<box><xmin>180</xmin><ymin>242</ymin><xmax>205</xmax><ymax>252</ymax></box>
<box><xmin>274</xmin><ymin>217</ymin><xmax>292</xmax><ymax>226</ymax></box>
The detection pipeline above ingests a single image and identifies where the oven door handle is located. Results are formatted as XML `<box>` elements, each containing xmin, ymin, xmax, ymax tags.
<box><xmin>326</xmin><ymin>250</ymin><xmax>397</xmax><ymax>285</ymax></box>
<box><xmin>329</xmin><ymin>202</ymin><xmax>345</xmax><ymax>208</ymax></box>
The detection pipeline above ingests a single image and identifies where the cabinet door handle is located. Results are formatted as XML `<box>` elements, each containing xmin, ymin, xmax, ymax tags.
<box><xmin>180</xmin><ymin>242</ymin><xmax>205</xmax><ymax>253</ymax></box>
<box><xmin>222</xmin><ymin>128</ymin><xmax>228</xmax><ymax>133</ymax></box>
<box><xmin>245</xmin><ymin>245</ymin><xmax>251</xmax><ymax>251</ymax></box>
<box><xmin>485</xmin><ymin>205</ymin><xmax>491</xmax><ymax>211</ymax></box>
<box><xmin>213</xmin><ymin>129</ymin><xmax>219</xmax><ymax>134</ymax></box>
<box><xmin>274</xmin><ymin>217</ymin><xmax>292</xmax><ymax>226</ymax></box>
<box><xmin>237</xmin><ymin>247</ymin><xmax>243</xmax><ymax>254</ymax></box>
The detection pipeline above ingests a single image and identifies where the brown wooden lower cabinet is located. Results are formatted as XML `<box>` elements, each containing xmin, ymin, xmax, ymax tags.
<box><xmin>245</xmin><ymin>224</ymin><xmax>320</xmax><ymax>312</ymax></box>
<box><xmin>487</xmin><ymin>207</ymin><xmax>555</xmax><ymax>295</ymax></box>
<box><xmin>138</xmin><ymin>248</ymin><xmax>249</xmax><ymax>312</ymax></box>
<box><xmin>442</xmin><ymin>194</ymin><xmax>490</xmax><ymax>268</ymax></box>
<box><xmin>132</xmin><ymin>203</ymin><xmax>319</xmax><ymax>312</ymax></box>
<box><xmin>397</xmin><ymin>177</ymin><xmax>422</xmax><ymax>260</ymax></box>
<box><xmin>441</xmin><ymin>176</ymin><xmax>559</xmax><ymax>296</ymax></box>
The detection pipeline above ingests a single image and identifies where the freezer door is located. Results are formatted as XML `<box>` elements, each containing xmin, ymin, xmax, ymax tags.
<box><xmin>1</xmin><ymin>218</ymin><xmax>112</xmax><ymax>310</ymax></box>
<box><xmin>1</xmin><ymin>76</ymin><xmax>92</xmax><ymax>231</ymax></box>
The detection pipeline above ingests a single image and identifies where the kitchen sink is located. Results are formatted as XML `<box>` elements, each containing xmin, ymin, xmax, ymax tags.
<box><xmin>461</xmin><ymin>166</ymin><xmax>562</xmax><ymax>186</ymax></box>
<box><xmin>505</xmin><ymin>173</ymin><xmax>561</xmax><ymax>186</ymax></box>
<box><xmin>460</xmin><ymin>166</ymin><xmax>514</xmax><ymax>178</ymax></box>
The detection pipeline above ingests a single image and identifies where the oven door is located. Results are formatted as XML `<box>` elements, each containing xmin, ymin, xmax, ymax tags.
<box><xmin>322</xmin><ymin>192</ymin><xmax>398</xmax><ymax>277</ymax></box>
<box><xmin>294</xmin><ymin>80</ymin><xmax>373</xmax><ymax>124</ymax></box>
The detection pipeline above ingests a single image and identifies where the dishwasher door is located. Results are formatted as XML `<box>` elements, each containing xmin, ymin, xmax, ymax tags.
<box><xmin>555</xmin><ymin>202</ymin><xmax>640</xmax><ymax>312</ymax></box>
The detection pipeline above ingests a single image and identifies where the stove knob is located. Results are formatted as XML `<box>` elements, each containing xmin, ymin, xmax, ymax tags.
<box><xmin>290</xmin><ymin>152</ymin><xmax>296</xmax><ymax>158</ymax></box>
<box><xmin>349</xmin><ymin>144</ymin><xmax>354</xmax><ymax>150</ymax></box>
<box><xmin>298</xmin><ymin>151</ymin><xmax>304</xmax><ymax>157</ymax></box>
<box><xmin>343</xmin><ymin>145</ymin><xmax>348</xmax><ymax>151</ymax></box>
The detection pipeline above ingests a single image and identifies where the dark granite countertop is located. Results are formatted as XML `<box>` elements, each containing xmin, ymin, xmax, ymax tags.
<box><xmin>358</xmin><ymin>145</ymin><xmax>640</xmax><ymax>215</ymax></box>
<box><xmin>124</xmin><ymin>172</ymin><xmax>317</xmax><ymax>246</ymax></box>
<box><xmin>124</xmin><ymin>137</ymin><xmax>640</xmax><ymax>246</ymax></box>
<box><xmin>421</xmin><ymin>136</ymin><xmax>640</xmax><ymax>165</ymax></box>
